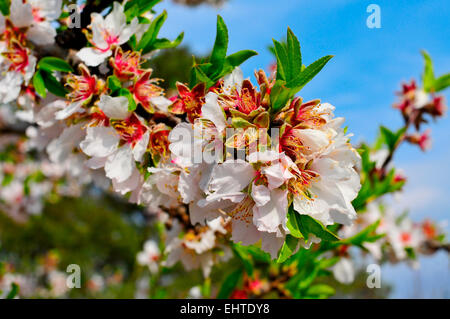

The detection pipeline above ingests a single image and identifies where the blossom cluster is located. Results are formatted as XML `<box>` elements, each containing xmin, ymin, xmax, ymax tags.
<box><xmin>0</xmin><ymin>0</ymin><xmax>448</xmax><ymax>298</ymax></box>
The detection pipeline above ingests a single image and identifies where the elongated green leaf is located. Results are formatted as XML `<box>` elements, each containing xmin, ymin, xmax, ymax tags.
<box><xmin>286</xmin><ymin>28</ymin><xmax>302</xmax><ymax>82</ymax></box>
<box><xmin>217</xmin><ymin>269</ymin><xmax>242</xmax><ymax>299</ymax></box>
<box><xmin>38</xmin><ymin>57</ymin><xmax>74</xmax><ymax>73</ymax></box>
<box><xmin>286</xmin><ymin>55</ymin><xmax>333</xmax><ymax>91</ymax></box>
<box><xmin>277</xmin><ymin>235</ymin><xmax>299</xmax><ymax>263</ymax></box>
<box><xmin>125</xmin><ymin>0</ymin><xmax>161</xmax><ymax>18</ymax></box>
<box><xmin>286</xmin><ymin>205</ymin><xmax>304</xmax><ymax>238</ymax></box>
<box><xmin>225</xmin><ymin>50</ymin><xmax>258</xmax><ymax>69</ymax></box>
<box><xmin>209</xmin><ymin>15</ymin><xmax>229</xmax><ymax>76</ymax></box>
<box><xmin>434</xmin><ymin>73</ymin><xmax>450</xmax><ymax>92</ymax></box>
<box><xmin>192</xmin><ymin>65</ymin><xmax>215</xmax><ymax>88</ymax></box>
<box><xmin>421</xmin><ymin>50</ymin><xmax>435</xmax><ymax>92</ymax></box>
<box><xmin>33</xmin><ymin>70</ymin><xmax>47</xmax><ymax>98</ymax></box>
<box><xmin>137</xmin><ymin>11</ymin><xmax>167</xmax><ymax>52</ymax></box>
<box><xmin>297</xmin><ymin>214</ymin><xmax>340</xmax><ymax>241</ymax></box>
<box><xmin>273</xmin><ymin>39</ymin><xmax>288</xmax><ymax>81</ymax></box>
<box><xmin>151</xmin><ymin>32</ymin><xmax>184</xmax><ymax>50</ymax></box>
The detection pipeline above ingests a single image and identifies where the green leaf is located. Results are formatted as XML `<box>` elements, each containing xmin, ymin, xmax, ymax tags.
<box><xmin>277</xmin><ymin>235</ymin><xmax>299</xmax><ymax>263</ymax></box>
<box><xmin>124</xmin><ymin>0</ymin><xmax>161</xmax><ymax>21</ymax></box>
<box><xmin>191</xmin><ymin>65</ymin><xmax>215</xmax><ymax>88</ymax></box>
<box><xmin>224</xmin><ymin>50</ymin><xmax>258</xmax><ymax>70</ymax></box>
<box><xmin>297</xmin><ymin>214</ymin><xmax>340</xmax><ymax>242</ymax></box>
<box><xmin>421</xmin><ymin>50</ymin><xmax>435</xmax><ymax>92</ymax></box>
<box><xmin>41</xmin><ymin>71</ymin><xmax>68</xmax><ymax>97</ymax></box>
<box><xmin>434</xmin><ymin>73</ymin><xmax>450</xmax><ymax>92</ymax></box>
<box><xmin>270</xmin><ymin>80</ymin><xmax>291</xmax><ymax>113</ymax></box>
<box><xmin>118</xmin><ymin>88</ymin><xmax>137</xmax><ymax>111</ymax></box>
<box><xmin>6</xmin><ymin>282</ymin><xmax>19</xmax><ymax>299</ymax></box>
<box><xmin>137</xmin><ymin>11</ymin><xmax>167</xmax><ymax>53</ymax></box>
<box><xmin>286</xmin><ymin>55</ymin><xmax>333</xmax><ymax>92</ymax></box>
<box><xmin>306</xmin><ymin>284</ymin><xmax>335</xmax><ymax>297</ymax></box>
<box><xmin>342</xmin><ymin>220</ymin><xmax>383</xmax><ymax>247</ymax></box>
<box><xmin>151</xmin><ymin>32</ymin><xmax>184</xmax><ymax>50</ymax></box>
<box><xmin>286</xmin><ymin>205</ymin><xmax>304</xmax><ymax>238</ymax></box>
<box><xmin>0</xmin><ymin>0</ymin><xmax>10</xmax><ymax>15</ymax></box>
<box><xmin>286</xmin><ymin>28</ymin><xmax>302</xmax><ymax>82</ymax></box>
<box><xmin>379</xmin><ymin>126</ymin><xmax>406</xmax><ymax>152</ymax></box>
<box><xmin>209</xmin><ymin>15</ymin><xmax>229</xmax><ymax>77</ymax></box>
<box><xmin>217</xmin><ymin>269</ymin><xmax>242</xmax><ymax>299</ymax></box>
<box><xmin>38</xmin><ymin>57</ymin><xmax>74</xmax><ymax>73</ymax></box>
<box><xmin>232</xmin><ymin>243</ymin><xmax>254</xmax><ymax>276</ymax></box>
<box><xmin>33</xmin><ymin>70</ymin><xmax>47</xmax><ymax>98</ymax></box>
<box><xmin>107</xmin><ymin>75</ymin><xmax>122</xmax><ymax>92</ymax></box>
<box><xmin>273</xmin><ymin>39</ymin><xmax>288</xmax><ymax>81</ymax></box>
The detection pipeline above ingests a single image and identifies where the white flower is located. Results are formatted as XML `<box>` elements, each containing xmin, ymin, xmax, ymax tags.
<box><xmin>332</xmin><ymin>258</ymin><xmax>355</xmax><ymax>284</ymax></box>
<box><xmin>137</xmin><ymin>240</ymin><xmax>161</xmax><ymax>274</ymax></box>
<box><xmin>8</xmin><ymin>0</ymin><xmax>61</xmax><ymax>45</ymax></box>
<box><xmin>77</xmin><ymin>2</ymin><xmax>139</xmax><ymax>66</ymax></box>
<box><xmin>80</xmin><ymin>95</ymin><xmax>149</xmax><ymax>186</ymax></box>
<box><xmin>163</xmin><ymin>218</ymin><xmax>231</xmax><ymax>277</ymax></box>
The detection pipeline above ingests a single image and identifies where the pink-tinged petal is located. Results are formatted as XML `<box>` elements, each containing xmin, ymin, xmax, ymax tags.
<box><xmin>80</xmin><ymin>126</ymin><xmax>119</xmax><ymax>158</ymax></box>
<box><xmin>98</xmin><ymin>95</ymin><xmax>130</xmax><ymax>119</ymax></box>
<box><xmin>104</xmin><ymin>2</ymin><xmax>126</xmax><ymax>36</ymax></box>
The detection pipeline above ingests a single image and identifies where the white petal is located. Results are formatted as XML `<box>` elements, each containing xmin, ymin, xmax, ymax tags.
<box><xmin>85</xmin><ymin>156</ymin><xmax>108</xmax><ymax>169</ymax></box>
<box><xmin>55</xmin><ymin>101</ymin><xmax>85</xmax><ymax>120</ymax></box>
<box><xmin>98</xmin><ymin>95</ymin><xmax>130</xmax><ymax>119</ymax></box>
<box><xmin>251</xmin><ymin>184</ymin><xmax>271</xmax><ymax>206</ymax></box>
<box><xmin>112</xmin><ymin>166</ymin><xmax>141</xmax><ymax>194</ymax></box>
<box><xmin>202</xmin><ymin>92</ymin><xmax>226</xmax><ymax>132</ymax></box>
<box><xmin>10</xmin><ymin>0</ymin><xmax>33</xmax><ymax>28</ymax></box>
<box><xmin>118</xmin><ymin>18</ymin><xmax>139</xmax><ymax>45</ymax></box>
<box><xmin>105</xmin><ymin>144</ymin><xmax>134</xmax><ymax>183</ymax></box>
<box><xmin>132</xmin><ymin>130</ymin><xmax>149</xmax><ymax>162</ymax></box>
<box><xmin>253</xmin><ymin>189</ymin><xmax>288</xmax><ymax>234</ymax></box>
<box><xmin>223</xmin><ymin>67</ymin><xmax>244</xmax><ymax>94</ymax></box>
<box><xmin>27</xmin><ymin>22</ymin><xmax>56</xmax><ymax>45</ymax></box>
<box><xmin>77</xmin><ymin>47</ymin><xmax>112</xmax><ymax>67</ymax></box>
<box><xmin>105</xmin><ymin>2</ymin><xmax>126</xmax><ymax>36</ymax></box>
<box><xmin>150</xmin><ymin>96</ymin><xmax>172</xmax><ymax>112</ymax></box>
<box><xmin>80</xmin><ymin>126</ymin><xmax>120</xmax><ymax>158</ymax></box>
<box><xmin>332</xmin><ymin>258</ymin><xmax>355</xmax><ymax>284</ymax></box>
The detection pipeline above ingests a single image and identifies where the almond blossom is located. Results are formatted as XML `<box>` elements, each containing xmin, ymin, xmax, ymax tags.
<box><xmin>77</xmin><ymin>2</ymin><xmax>139</xmax><ymax>67</ymax></box>
<box><xmin>80</xmin><ymin>95</ymin><xmax>150</xmax><ymax>190</ymax></box>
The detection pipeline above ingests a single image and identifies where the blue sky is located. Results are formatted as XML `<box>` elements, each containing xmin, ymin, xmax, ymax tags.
<box><xmin>156</xmin><ymin>0</ymin><xmax>450</xmax><ymax>298</ymax></box>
